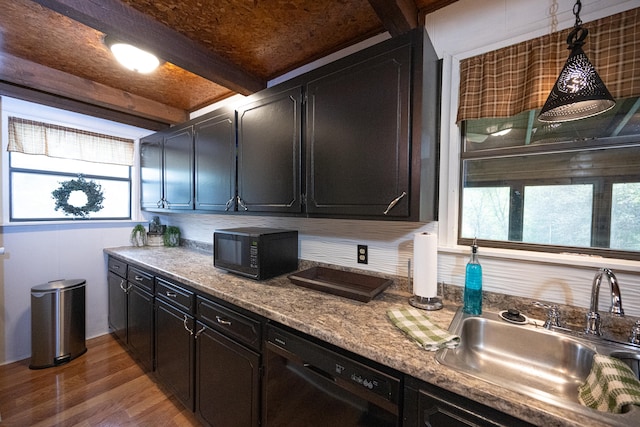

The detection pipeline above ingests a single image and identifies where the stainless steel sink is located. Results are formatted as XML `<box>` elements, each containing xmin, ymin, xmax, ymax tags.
<box><xmin>436</xmin><ymin>308</ymin><xmax>640</xmax><ymax>417</ymax></box>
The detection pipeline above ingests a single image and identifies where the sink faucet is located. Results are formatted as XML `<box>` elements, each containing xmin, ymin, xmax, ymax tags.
<box><xmin>585</xmin><ymin>268</ymin><xmax>624</xmax><ymax>336</ymax></box>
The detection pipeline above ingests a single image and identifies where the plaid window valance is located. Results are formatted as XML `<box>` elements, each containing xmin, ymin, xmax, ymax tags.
<box><xmin>457</xmin><ymin>7</ymin><xmax>640</xmax><ymax>122</ymax></box>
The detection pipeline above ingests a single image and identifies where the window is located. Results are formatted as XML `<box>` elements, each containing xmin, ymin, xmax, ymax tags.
<box><xmin>8</xmin><ymin>117</ymin><xmax>133</xmax><ymax>221</ymax></box>
<box><xmin>459</xmin><ymin>96</ymin><xmax>640</xmax><ymax>259</ymax></box>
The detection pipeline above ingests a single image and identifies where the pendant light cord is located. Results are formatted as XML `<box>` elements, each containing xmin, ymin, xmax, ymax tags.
<box><xmin>573</xmin><ymin>0</ymin><xmax>583</xmax><ymax>28</ymax></box>
<box><xmin>568</xmin><ymin>0</ymin><xmax>587</xmax><ymax>49</ymax></box>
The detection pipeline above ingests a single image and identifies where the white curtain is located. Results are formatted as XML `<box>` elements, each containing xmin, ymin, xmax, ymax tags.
<box><xmin>8</xmin><ymin>117</ymin><xmax>134</xmax><ymax>166</ymax></box>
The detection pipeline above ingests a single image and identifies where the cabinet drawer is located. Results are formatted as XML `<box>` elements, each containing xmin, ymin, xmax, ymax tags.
<box><xmin>197</xmin><ymin>296</ymin><xmax>261</xmax><ymax>351</ymax></box>
<box><xmin>128</xmin><ymin>266</ymin><xmax>154</xmax><ymax>293</ymax></box>
<box><xmin>108</xmin><ymin>257</ymin><xmax>127</xmax><ymax>278</ymax></box>
<box><xmin>156</xmin><ymin>278</ymin><xmax>194</xmax><ymax>314</ymax></box>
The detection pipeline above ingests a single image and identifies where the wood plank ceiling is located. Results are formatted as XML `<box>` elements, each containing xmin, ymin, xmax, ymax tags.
<box><xmin>0</xmin><ymin>0</ymin><xmax>457</xmax><ymax>130</ymax></box>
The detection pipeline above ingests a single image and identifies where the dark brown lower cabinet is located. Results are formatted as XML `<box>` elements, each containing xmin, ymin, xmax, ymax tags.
<box><xmin>155</xmin><ymin>299</ymin><xmax>196</xmax><ymax>411</ymax></box>
<box><xmin>403</xmin><ymin>377</ymin><xmax>535</xmax><ymax>427</ymax></box>
<box><xmin>195</xmin><ymin>323</ymin><xmax>260</xmax><ymax>427</ymax></box>
<box><xmin>127</xmin><ymin>284</ymin><xmax>154</xmax><ymax>371</ymax></box>
<box><xmin>107</xmin><ymin>271</ymin><xmax>127</xmax><ymax>343</ymax></box>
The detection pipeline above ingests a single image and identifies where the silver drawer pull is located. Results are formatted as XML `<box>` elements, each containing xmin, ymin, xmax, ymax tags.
<box><xmin>216</xmin><ymin>316</ymin><xmax>232</xmax><ymax>326</ymax></box>
<box><xmin>166</xmin><ymin>291</ymin><xmax>177</xmax><ymax>298</ymax></box>
<box><xmin>383</xmin><ymin>191</ymin><xmax>406</xmax><ymax>215</ymax></box>
<box><xmin>135</xmin><ymin>275</ymin><xmax>144</xmax><ymax>282</ymax></box>
<box><xmin>113</xmin><ymin>265</ymin><xmax>120</xmax><ymax>270</ymax></box>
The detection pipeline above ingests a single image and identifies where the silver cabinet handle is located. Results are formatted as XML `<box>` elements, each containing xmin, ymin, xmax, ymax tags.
<box><xmin>165</xmin><ymin>291</ymin><xmax>177</xmax><ymax>298</ymax></box>
<box><xmin>135</xmin><ymin>275</ymin><xmax>144</xmax><ymax>282</ymax></box>
<box><xmin>225</xmin><ymin>197</ymin><xmax>234</xmax><ymax>211</ymax></box>
<box><xmin>237</xmin><ymin>195</ymin><xmax>248</xmax><ymax>211</ymax></box>
<box><xmin>215</xmin><ymin>316</ymin><xmax>232</xmax><ymax>326</ymax></box>
<box><xmin>194</xmin><ymin>325</ymin><xmax>205</xmax><ymax>339</ymax></box>
<box><xmin>383</xmin><ymin>191</ymin><xmax>406</xmax><ymax>215</ymax></box>
<box><xmin>183</xmin><ymin>315</ymin><xmax>193</xmax><ymax>334</ymax></box>
<box><xmin>182</xmin><ymin>315</ymin><xmax>205</xmax><ymax>337</ymax></box>
<box><xmin>119</xmin><ymin>279</ymin><xmax>131</xmax><ymax>293</ymax></box>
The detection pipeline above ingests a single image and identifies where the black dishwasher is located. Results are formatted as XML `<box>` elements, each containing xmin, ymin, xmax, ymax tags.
<box><xmin>264</xmin><ymin>324</ymin><xmax>401</xmax><ymax>427</ymax></box>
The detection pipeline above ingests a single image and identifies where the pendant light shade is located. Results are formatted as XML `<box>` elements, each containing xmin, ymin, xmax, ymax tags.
<box><xmin>538</xmin><ymin>1</ymin><xmax>615</xmax><ymax>122</ymax></box>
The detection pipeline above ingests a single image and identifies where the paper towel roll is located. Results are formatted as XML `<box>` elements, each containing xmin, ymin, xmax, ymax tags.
<box><xmin>413</xmin><ymin>232</ymin><xmax>438</xmax><ymax>298</ymax></box>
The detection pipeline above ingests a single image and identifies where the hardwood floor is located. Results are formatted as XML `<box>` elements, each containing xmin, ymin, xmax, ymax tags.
<box><xmin>0</xmin><ymin>334</ymin><xmax>202</xmax><ymax>427</ymax></box>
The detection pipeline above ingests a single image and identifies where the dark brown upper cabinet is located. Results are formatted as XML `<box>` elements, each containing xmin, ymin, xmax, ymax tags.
<box><xmin>140</xmin><ymin>124</ymin><xmax>194</xmax><ymax>210</ymax></box>
<box><xmin>304</xmin><ymin>28</ymin><xmax>439</xmax><ymax>221</ymax></box>
<box><xmin>193</xmin><ymin>109</ymin><xmax>237</xmax><ymax>211</ymax></box>
<box><xmin>139</xmin><ymin>28</ymin><xmax>438</xmax><ymax>221</ymax></box>
<box><xmin>236</xmin><ymin>85</ymin><xmax>303</xmax><ymax>214</ymax></box>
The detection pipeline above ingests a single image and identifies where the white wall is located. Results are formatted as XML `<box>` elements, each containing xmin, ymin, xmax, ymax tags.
<box><xmin>0</xmin><ymin>97</ymin><xmax>152</xmax><ymax>364</ymax></box>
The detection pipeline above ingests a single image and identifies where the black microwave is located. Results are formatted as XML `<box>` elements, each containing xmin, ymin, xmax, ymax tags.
<box><xmin>214</xmin><ymin>227</ymin><xmax>298</xmax><ymax>280</ymax></box>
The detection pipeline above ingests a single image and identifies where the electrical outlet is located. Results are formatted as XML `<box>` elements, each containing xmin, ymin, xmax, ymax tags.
<box><xmin>357</xmin><ymin>244</ymin><xmax>368</xmax><ymax>264</ymax></box>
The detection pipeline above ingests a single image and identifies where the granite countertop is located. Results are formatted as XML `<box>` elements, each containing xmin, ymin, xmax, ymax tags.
<box><xmin>105</xmin><ymin>246</ymin><xmax>638</xmax><ymax>427</ymax></box>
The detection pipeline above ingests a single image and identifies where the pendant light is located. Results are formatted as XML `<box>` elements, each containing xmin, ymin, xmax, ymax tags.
<box><xmin>538</xmin><ymin>0</ymin><xmax>615</xmax><ymax>122</ymax></box>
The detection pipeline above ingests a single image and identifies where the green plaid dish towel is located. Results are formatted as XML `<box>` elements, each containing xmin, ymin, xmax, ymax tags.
<box><xmin>387</xmin><ymin>307</ymin><xmax>460</xmax><ymax>351</ymax></box>
<box><xmin>578</xmin><ymin>354</ymin><xmax>640</xmax><ymax>413</ymax></box>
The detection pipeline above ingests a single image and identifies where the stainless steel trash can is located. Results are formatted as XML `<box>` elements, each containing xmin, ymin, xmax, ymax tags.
<box><xmin>30</xmin><ymin>279</ymin><xmax>87</xmax><ymax>369</ymax></box>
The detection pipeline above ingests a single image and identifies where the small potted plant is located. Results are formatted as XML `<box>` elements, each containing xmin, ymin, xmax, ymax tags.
<box><xmin>164</xmin><ymin>226</ymin><xmax>181</xmax><ymax>247</ymax></box>
<box><xmin>130</xmin><ymin>224</ymin><xmax>147</xmax><ymax>247</ymax></box>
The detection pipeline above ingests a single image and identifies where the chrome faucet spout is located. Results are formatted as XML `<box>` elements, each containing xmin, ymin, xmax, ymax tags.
<box><xmin>585</xmin><ymin>268</ymin><xmax>624</xmax><ymax>336</ymax></box>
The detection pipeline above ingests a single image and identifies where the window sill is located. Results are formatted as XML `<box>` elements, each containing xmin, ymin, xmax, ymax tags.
<box><xmin>438</xmin><ymin>245</ymin><xmax>640</xmax><ymax>274</ymax></box>
<box><xmin>1</xmin><ymin>219</ymin><xmax>141</xmax><ymax>227</ymax></box>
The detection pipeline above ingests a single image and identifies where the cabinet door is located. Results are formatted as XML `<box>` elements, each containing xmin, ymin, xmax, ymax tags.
<box><xmin>107</xmin><ymin>271</ymin><xmax>127</xmax><ymax>343</ymax></box>
<box><xmin>163</xmin><ymin>125</ymin><xmax>194</xmax><ymax>209</ymax></box>
<box><xmin>196</xmin><ymin>323</ymin><xmax>260</xmax><ymax>427</ymax></box>
<box><xmin>155</xmin><ymin>300</ymin><xmax>195</xmax><ymax>410</ymax></box>
<box><xmin>403</xmin><ymin>378</ymin><xmax>535</xmax><ymax>427</ymax></box>
<box><xmin>237</xmin><ymin>86</ymin><xmax>302</xmax><ymax>213</ymax></box>
<box><xmin>140</xmin><ymin>132</ymin><xmax>164</xmax><ymax>209</ymax></box>
<box><xmin>306</xmin><ymin>44</ymin><xmax>412</xmax><ymax>218</ymax></box>
<box><xmin>194</xmin><ymin>110</ymin><xmax>236</xmax><ymax>211</ymax></box>
<box><xmin>128</xmin><ymin>285</ymin><xmax>154</xmax><ymax>372</ymax></box>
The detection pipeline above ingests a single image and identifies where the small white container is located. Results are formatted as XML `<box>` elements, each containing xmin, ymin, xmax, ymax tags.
<box><xmin>147</xmin><ymin>233</ymin><xmax>164</xmax><ymax>247</ymax></box>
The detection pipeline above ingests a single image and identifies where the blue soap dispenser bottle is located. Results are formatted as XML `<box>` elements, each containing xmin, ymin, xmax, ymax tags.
<box><xmin>463</xmin><ymin>239</ymin><xmax>483</xmax><ymax>315</ymax></box>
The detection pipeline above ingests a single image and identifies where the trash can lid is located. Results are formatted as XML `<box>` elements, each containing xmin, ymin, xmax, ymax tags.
<box><xmin>31</xmin><ymin>279</ymin><xmax>86</xmax><ymax>293</ymax></box>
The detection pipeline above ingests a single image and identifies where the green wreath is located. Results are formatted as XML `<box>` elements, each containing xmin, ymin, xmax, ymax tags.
<box><xmin>52</xmin><ymin>177</ymin><xmax>105</xmax><ymax>218</ymax></box>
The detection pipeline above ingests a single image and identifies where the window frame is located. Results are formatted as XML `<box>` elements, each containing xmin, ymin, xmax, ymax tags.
<box><xmin>1</xmin><ymin>96</ymin><xmax>149</xmax><ymax>226</ymax></box>
<box><xmin>8</xmin><ymin>154</ymin><xmax>132</xmax><ymax>222</ymax></box>
<box><xmin>458</xmin><ymin>126</ymin><xmax>640</xmax><ymax>260</ymax></box>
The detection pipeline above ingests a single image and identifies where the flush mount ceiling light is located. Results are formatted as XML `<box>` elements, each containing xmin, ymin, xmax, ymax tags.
<box><xmin>490</xmin><ymin>128</ymin><xmax>512</xmax><ymax>137</ymax></box>
<box><xmin>104</xmin><ymin>35</ymin><xmax>160</xmax><ymax>74</ymax></box>
<box><xmin>538</xmin><ymin>0</ymin><xmax>615</xmax><ymax>123</ymax></box>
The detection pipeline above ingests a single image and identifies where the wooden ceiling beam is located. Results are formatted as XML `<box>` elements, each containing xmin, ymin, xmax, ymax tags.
<box><xmin>31</xmin><ymin>0</ymin><xmax>266</xmax><ymax>96</ymax></box>
<box><xmin>367</xmin><ymin>0</ymin><xmax>419</xmax><ymax>37</ymax></box>
<box><xmin>0</xmin><ymin>82</ymin><xmax>170</xmax><ymax>131</ymax></box>
<box><xmin>0</xmin><ymin>52</ymin><xmax>187</xmax><ymax>126</ymax></box>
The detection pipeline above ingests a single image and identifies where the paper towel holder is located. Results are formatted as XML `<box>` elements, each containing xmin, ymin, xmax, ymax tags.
<box><xmin>409</xmin><ymin>295</ymin><xmax>443</xmax><ymax>310</ymax></box>
<box><xmin>407</xmin><ymin>259</ymin><xmax>443</xmax><ymax>310</ymax></box>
